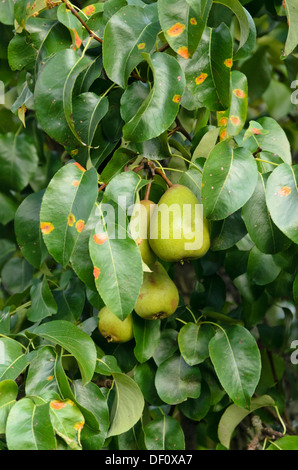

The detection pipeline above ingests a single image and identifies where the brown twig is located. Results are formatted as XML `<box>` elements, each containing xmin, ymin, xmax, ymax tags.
<box><xmin>98</xmin><ymin>183</ymin><xmax>108</xmax><ymax>193</ymax></box>
<box><xmin>62</xmin><ymin>0</ymin><xmax>103</xmax><ymax>44</ymax></box>
<box><xmin>158</xmin><ymin>43</ymin><xmax>170</xmax><ymax>53</ymax></box>
<box><xmin>253</xmin><ymin>147</ymin><xmax>262</xmax><ymax>158</ymax></box>
<box><xmin>154</xmin><ymin>167</ymin><xmax>173</xmax><ymax>187</ymax></box>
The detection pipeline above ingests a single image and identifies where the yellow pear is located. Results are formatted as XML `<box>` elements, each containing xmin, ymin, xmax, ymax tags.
<box><xmin>149</xmin><ymin>184</ymin><xmax>210</xmax><ymax>262</ymax></box>
<box><xmin>130</xmin><ymin>199</ymin><xmax>157</xmax><ymax>268</ymax></box>
<box><xmin>134</xmin><ymin>261</ymin><xmax>179</xmax><ymax>320</ymax></box>
<box><xmin>98</xmin><ymin>306</ymin><xmax>134</xmax><ymax>343</ymax></box>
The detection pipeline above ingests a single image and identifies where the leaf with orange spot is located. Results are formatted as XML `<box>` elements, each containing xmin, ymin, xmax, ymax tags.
<box><xmin>49</xmin><ymin>397</ymin><xmax>85</xmax><ymax>450</ymax></box>
<box><xmin>72</xmin><ymin>29</ymin><xmax>82</xmax><ymax>49</ymax></box>
<box><xmin>178</xmin><ymin>24</ymin><xmax>232</xmax><ymax>111</ymax></box>
<box><xmin>158</xmin><ymin>0</ymin><xmax>213</xmax><ymax>58</ymax></box>
<box><xmin>167</xmin><ymin>22</ymin><xmax>186</xmax><ymax>37</ymax></box>
<box><xmin>266</xmin><ymin>163</ymin><xmax>298</xmax><ymax>244</ymax></box>
<box><xmin>122</xmin><ymin>52</ymin><xmax>185</xmax><ymax>142</ymax></box>
<box><xmin>89</xmin><ymin>205</ymin><xmax>143</xmax><ymax>321</ymax></box>
<box><xmin>103</xmin><ymin>4</ymin><xmax>161</xmax><ymax>89</ymax></box>
<box><xmin>40</xmin><ymin>162</ymin><xmax>98</xmax><ymax>267</ymax></box>
<box><xmin>82</xmin><ymin>4</ymin><xmax>96</xmax><ymax>16</ymax></box>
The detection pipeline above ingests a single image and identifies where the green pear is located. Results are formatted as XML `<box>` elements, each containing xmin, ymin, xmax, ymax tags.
<box><xmin>130</xmin><ymin>199</ymin><xmax>157</xmax><ymax>268</ymax></box>
<box><xmin>134</xmin><ymin>261</ymin><xmax>179</xmax><ymax>320</ymax></box>
<box><xmin>149</xmin><ymin>184</ymin><xmax>210</xmax><ymax>262</ymax></box>
<box><xmin>98</xmin><ymin>306</ymin><xmax>134</xmax><ymax>343</ymax></box>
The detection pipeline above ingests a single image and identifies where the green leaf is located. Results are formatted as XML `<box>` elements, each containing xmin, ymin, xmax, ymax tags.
<box><xmin>100</xmin><ymin>148</ymin><xmax>137</xmax><ymax>183</ymax></box>
<box><xmin>213</xmin><ymin>0</ymin><xmax>250</xmax><ymax>54</ymax></box>
<box><xmin>0</xmin><ymin>0</ymin><xmax>15</xmax><ymax>25</ymax></box>
<box><xmin>242</xmin><ymin>173</ymin><xmax>291</xmax><ymax>254</ymax></box>
<box><xmin>133</xmin><ymin>314</ymin><xmax>161</xmax><ymax>363</ymax></box>
<box><xmin>49</xmin><ymin>398</ymin><xmax>84</xmax><ymax>450</ymax></box>
<box><xmin>0</xmin><ymin>380</ymin><xmax>18</xmax><ymax>434</ymax></box>
<box><xmin>267</xmin><ymin>436</ymin><xmax>298</xmax><ymax>450</ymax></box>
<box><xmin>107</xmin><ymin>372</ymin><xmax>145</xmax><ymax>437</ymax></box>
<box><xmin>25</xmin><ymin>347</ymin><xmax>60</xmax><ymax>399</ymax></box>
<box><xmin>265</xmin><ymin>163</ymin><xmax>298</xmax><ymax>244</ymax></box>
<box><xmin>211</xmin><ymin>210</ymin><xmax>247</xmax><ymax>251</ymax></box>
<box><xmin>34</xmin><ymin>49</ymin><xmax>92</xmax><ymax>147</ymax></box>
<box><xmin>218</xmin><ymin>394</ymin><xmax>275</xmax><ymax>449</ymax></box>
<box><xmin>1</xmin><ymin>257</ymin><xmax>34</xmax><ymax>295</ymax></box>
<box><xmin>40</xmin><ymin>162</ymin><xmax>98</xmax><ymax>267</ymax></box>
<box><xmin>27</xmin><ymin>277</ymin><xmax>57</xmax><ymax>322</ymax></box>
<box><xmin>134</xmin><ymin>361</ymin><xmax>163</xmax><ymax>406</ymax></box>
<box><xmin>72</xmin><ymin>379</ymin><xmax>109</xmax><ymax>436</ymax></box>
<box><xmin>0</xmin><ymin>192</ymin><xmax>18</xmax><ymax>226</ymax></box>
<box><xmin>158</xmin><ymin>0</ymin><xmax>212</xmax><ymax>59</ymax></box>
<box><xmin>179</xmin><ymin>24</ymin><xmax>233</xmax><ymax>111</ymax></box>
<box><xmin>144</xmin><ymin>415</ymin><xmax>185</xmax><ymax>450</ymax></box>
<box><xmin>89</xmin><ymin>205</ymin><xmax>143</xmax><ymax>320</ymax></box>
<box><xmin>53</xmin><ymin>277</ymin><xmax>86</xmax><ymax>322</ymax></box>
<box><xmin>33</xmin><ymin>320</ymin><xmax>97</xmax><ymax>385</ymax></box>
<box><xmin>294</xmin><ymin>274</ymin><xmax>298</xmax><ymax>305</ymax></box>
<box><xmin>6</xmin><ymin>400</ymin><xmax>56</xmax><ymax>450</ymax></box>
<box><xmin>122</xmin><ymin>52</ymin><xmax>185</xmax><ymax>142</ymax></box>
<box><xmin>201</xmin><ymin>141</ymin><xmax>258</xmax><ymax>220</ymax></box>
<box><xmin>209</xmin><ymin>325</ymin><xmax>261</xmax><ymax>408</ymax></box>
<box><xmin>247</xmin><ymin>246</ymin><xmax>282</xmax><ymax>286</ymax></box>
<box><xmin>283</xmin><ymin>0</ymin><xmax>298</xmax><ymax>58</ymax></box>
<box><xmin>178</xmin><ymin>380</ymin><xmax>211</xmax><ymax>421</ymax></box>
<box><xmin>178</xmin><ymin>322</ymin><xmax>214</xmax><ymax>366</ymax></box>
<box><xmin>153</xmin><ymin>328</ymin><xmax>179</xmax><ymax>366</ymax></box>
<box><xmin>14</xmin><ymin>190</ymin><xmax>48</xmax><ymax>269</ymax></box>
<box><xmin>155</xmin><ymin>354</ymin><xmax>201</xmax><ymax>404</ymax></box>
<box><xmin>8</xmin><ymin>34</ymin><xmax>37</xmax><ymax>71</ymax></box>
<box><xmin>103</xmin><ymin>4</ymin><xmax>160</xmax><ymax>88</ymax></box>
<box><xmin>72</xmin><ymin>92</ymin><xmax>109</xmax><ymax>153</ymax></box>
<box><xmin>0</xmin><ymin>133</ymin><xmax>38</xmax><ymax>192</ymax></box>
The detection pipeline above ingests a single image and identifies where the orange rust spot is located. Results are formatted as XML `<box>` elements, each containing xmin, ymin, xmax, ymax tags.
<box><xmin>137</xmin><ymin>237</ymin><xmax>143</xmax><ymax>246</ymax></box>
<box><xmin>40</xmin><ymin>222</ymin><xmax>54</xmax><ymax>234</ymax></box>
<box><xmin>220</xmin><ymin>129</ymin><xmax>228</xmax><ymax>141</ymax></box>
<box><xmin>233</xmin><ymin>89</ymin><xmax>246</xmax><ymax>98</ymax></box>
<box><xmin>74</xmin><ymin>421</ymin><xmax>84</xmax><ymax>431</ymax></box>
<box><xmin>71</xmin><ymin>149</ymin><xmax>79</xmax><ymax>156</ymax></box>
<box><xmin>195</xmin><ymin>73</ymin><xmax>208</xmax><ymax>85</ymax></box>
<box><xmin>251</xmin><ymin>128</ymin><xmax>262</xmax><ymax>135</ymax></box>
<box><xmin>76</xmin><ymin>219</ymin><xmax>85</xmax><ymax>233</ymax></box>
<box><xmin>177</xmin><ymin>46</ymin><xmax>189</xmax><ymax>59</ymax></box>
<box><xmin>172</xmin><ymin>94</ymin><xmax>181</xmax><ymax>103</ymax></box>
<box><xmin>224</xmin><ymin>58</ymin><xmax>233</xmax><ymax>68</ymax></box>
<box><xmin>83</xmin><ymin>5</ymin><xmax>95</xmax><ymax>15</ymax></box>
<box><xmin>219</xmin><ymin>117</ymin><xmax>228</xmax><ymax>126</ymax></box>
<box><xmin>138</xmin><ymin>42</ymin><xmax>146</xmax><ymax>50</ymax></box>
<box><xmin>167</xmin><ymin>23</ymin><xmax>185</xmax><ymax>37</ymax></box>
<box><xmin>68</xmin><ymin>212</ymin><xmax>76</xmax><ymax>227</ymax></box>
<box><xmin>93</xmin><ymin>266</ymin><xmax>100</xmax><ymax>280</ymax></box>
<box><xmin>190</xmin><ymin>17</ymin><xmax>197</xmax><ymax>25</ymax></box>
<box><xmin>73</xmin><ymin>29</ymin><xmax>82</xmax><ymax>49</ymax></box>
<box><xmin>230</xmin><ymin>115</ymin><xmax>241</xmax><ymax>126</ymax></box>
<box><xmin>47</xmin><ymin>375</ymin><xmax>54</xmax><ymax>381</ymax></box>
<box><xmin>74</xmin><ymin>162</ymin><xmax>86</xmax><ymax>172</ymax></box>
<box><xmin>278</xmin><ymin>186</ymin><xmax>291</xmax><ymax>197</ymax></box>
<box><xmin>72</xmin><ymin>180</ymin><xmax>80</xmax><ymax>187</ymax></box>
<box><xmin>93</xmin><ymin>233</ymin><xmax>108</xmax><ymax>245</ymax></box>
<box><xmin>50</xmin><ymin>400</ymin><xmax>67</xmax><ymax>410</ymax></box>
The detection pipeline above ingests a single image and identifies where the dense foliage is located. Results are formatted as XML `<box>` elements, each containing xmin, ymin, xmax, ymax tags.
<box><xmin>0</xmin><ymin>0</ymin><xmax>298</xmax><ymax>451</ymax></box>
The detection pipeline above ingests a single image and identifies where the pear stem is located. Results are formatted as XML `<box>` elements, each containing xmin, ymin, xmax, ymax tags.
<box><xmin>154</xmin><ymin>168</ymin><xmax>173</xmax><ymax>187</ymax></box>
<box><xmin>144</xmin><ymin>179</ymin><xmax>153</xmax><ymax>200</ymax></box>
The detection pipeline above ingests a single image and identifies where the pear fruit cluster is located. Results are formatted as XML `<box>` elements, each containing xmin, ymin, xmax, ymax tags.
<box><xmin>98</xmin><ymin>183</ymin><xmax>210</xmax><ymax>343</ymax></box>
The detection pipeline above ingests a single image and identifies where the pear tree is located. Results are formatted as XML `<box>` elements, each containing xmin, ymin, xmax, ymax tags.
<box><xmin>0</xmin><ymin>0</ymin><xmax>298</xmax><ymax>452</ymax></box>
